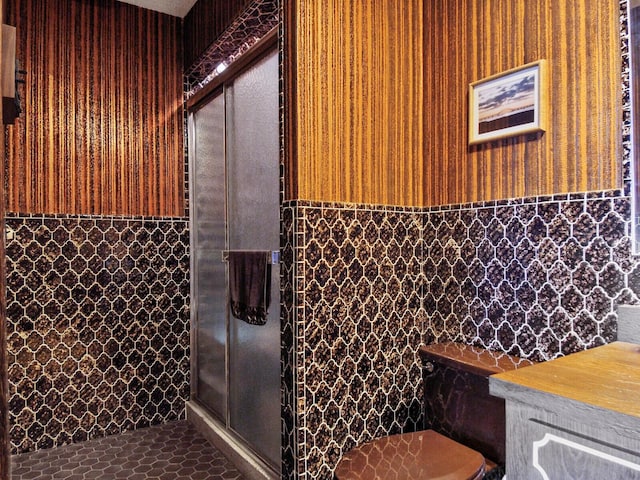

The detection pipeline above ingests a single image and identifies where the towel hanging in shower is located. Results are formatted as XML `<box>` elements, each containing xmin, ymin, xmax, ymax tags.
<box><xmin>228</xmin><ymin>250</ymin><xmax>271</xmax><ymax>325</ymax></box>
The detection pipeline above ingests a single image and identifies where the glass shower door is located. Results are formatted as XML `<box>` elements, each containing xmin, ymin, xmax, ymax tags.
<box><xmin>190</xmin><ymin>92</ymin><xmax>228</xmax><ymax>422</ymax></box>
<box><xmin>226</xmin><ymin>49</ymin><xmax>280</xmax><ymax>468</ymax></box>
<box><xmin>189</xmin><ymin>47</ymin><xmax>280</xmax><ymax>471</ymax></box>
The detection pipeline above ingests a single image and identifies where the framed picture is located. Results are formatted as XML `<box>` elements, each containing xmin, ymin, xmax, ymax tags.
<box><xmin>469</xmin><ymin>60</ymin><xmax>547</xmax><ymax>145</ymax></box>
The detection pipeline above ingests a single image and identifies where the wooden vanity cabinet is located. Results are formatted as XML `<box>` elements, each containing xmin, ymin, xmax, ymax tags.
<box><xmin>490</xmin><ymin>342</ymin><xmax>640</xmax><ymax>479</ymax></box>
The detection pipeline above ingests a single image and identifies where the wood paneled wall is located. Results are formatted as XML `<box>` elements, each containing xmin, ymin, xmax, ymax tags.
<box><xmin>6</xmin><ymin>0</ymin><xmax>184</xmax><ymax>216</ymax></box>
<box><xmin>286</xmin><ymin>0</ymin><xmax>621</xmax><ymax>206</ymax></box>
<box><xmin>184</xmin><ymin>0</ymin><xmax>252</xmax><ymax>70</ymax></box>
<box><xmin>0</xmin><ymin>0</ymin><xmax>7</xmax><ymax>474</ymax></box>
<box><xmin>287</xmin><ymin>0</ymin><xmax>424</xmax><ymax>205</ymax></box>
<box><xmin>423</xmin><ymin>0</ymin><xmax>621</xmax><ymax>205</ymax></box>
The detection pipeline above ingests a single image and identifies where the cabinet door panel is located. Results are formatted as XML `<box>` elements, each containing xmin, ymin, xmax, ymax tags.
<box><xmin>533</xmin><ymin>431</ymin><xmax>640</xmax><ymax>480</ymax></box>
<box><xmin>505</xmin><ymin>402</ymin><xmax>640</xmax><ymax>480</ymax></box>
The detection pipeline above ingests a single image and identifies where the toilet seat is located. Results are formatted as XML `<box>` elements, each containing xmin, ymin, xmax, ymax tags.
<box><xmin>334</xmin><ymin>430</ymin><xmax>485</xmax><ymax>480</ymax></box>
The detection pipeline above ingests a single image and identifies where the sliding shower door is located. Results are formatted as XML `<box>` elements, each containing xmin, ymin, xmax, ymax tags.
<box><xmin>190</xmin><ymin>92</ymin><xmax>228</xmax><ymax>422</ymax></box>
<box><xmin>189</xmin><ymin>47</ymin><xmax>280</xmax><ymax>470</ymax></box>
<box><xmin>225</xmin><ymin>50</ymin><xmax>280</xmax><ymax>466</ymax></box>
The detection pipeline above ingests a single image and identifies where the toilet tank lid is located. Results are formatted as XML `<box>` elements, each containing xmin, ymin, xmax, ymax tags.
<box><xmin>419</xmin><ymin>342</ymin><xmax>535</xmax><ymax>377</ymax></box>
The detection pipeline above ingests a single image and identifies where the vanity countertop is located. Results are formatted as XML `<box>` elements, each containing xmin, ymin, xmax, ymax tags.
<box><xmin>490</xmin><ymin>341</ymin><xmax>640</xmax><ymax>420</ymax></box>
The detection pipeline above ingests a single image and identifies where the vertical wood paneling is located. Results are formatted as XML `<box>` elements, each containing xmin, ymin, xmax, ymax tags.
<box><xmin>287</xmin><ymin>0</ymin><xmax>621</xmax><ymax>206</ymax></box>
<box><xmin>423</xmin><ymin>0</ymin><xmax>621</xmax><ymax>205</ymax></box>
<box><xmin>6</xmin><ymin>0</ymin><xmax>183</xmax><ymax>216</ymax></box>
<box><xmin>0</xmin><ymin>0</ymin><xmax>7</xmax><ymax>474</ymax></box>
<box><xmin>183</xmin><ymin>0</ymin><xmax>252</xmax><ymax>70</ymax></box>
<box><xmin>290</xmin><ymin>0</ymin><xmax>424</xmax><ymax>205</ymax></box>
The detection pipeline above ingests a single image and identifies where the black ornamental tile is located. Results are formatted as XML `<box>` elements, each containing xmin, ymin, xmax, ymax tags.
<box><xmin>7</xmin><ymin>215</ymin><xmax>189</xmax><ymax>455</ymax></box>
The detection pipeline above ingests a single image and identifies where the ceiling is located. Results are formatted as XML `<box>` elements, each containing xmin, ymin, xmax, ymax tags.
<box><xmin>118</xmin><ymin>0</ymin><xmax>198</xmax><ymax>18</ymax></box>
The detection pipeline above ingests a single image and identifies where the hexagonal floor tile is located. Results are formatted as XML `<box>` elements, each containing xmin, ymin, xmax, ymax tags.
<box><xmin>11</xmin><ymin>421</ymin><xmax>245</xmax><ymax>480</ymax></box>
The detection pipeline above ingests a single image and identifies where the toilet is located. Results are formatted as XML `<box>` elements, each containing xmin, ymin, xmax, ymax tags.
<box><xmin>335</xmin><ymin>342</ymin><xmax>533</xmax><ymax>479</ymax></box>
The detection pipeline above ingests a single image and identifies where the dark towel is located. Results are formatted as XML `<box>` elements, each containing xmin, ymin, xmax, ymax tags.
<box><xmin>228</xmin><ymin>251</ymin><xmax>271</xmax><ymax>325</ymax></box>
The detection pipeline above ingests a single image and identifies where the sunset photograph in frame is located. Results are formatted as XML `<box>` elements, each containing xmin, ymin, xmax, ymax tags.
<box><xmin>469</xmin><ymin>60</ymin><xmax>547</xmax><ymax>145</ymax></box>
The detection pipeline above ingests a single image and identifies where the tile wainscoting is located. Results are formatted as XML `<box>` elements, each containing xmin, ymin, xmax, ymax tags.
<box><xmin>5</xmin><ymin>214</ymin><xmax>190</xmax><ymax>454</ymax></box>
<box><xmin>3</xmin><ymin>194</ymin><xmax>635</xmax><ymax>472</ymax></box>
<box><xmin>421</xmin><ymin>190</ymin><xmax>628</xmax><ymax>360</ymax></box>
<box><xmin>282</xmin><ymin>189</ymin><xmax>637</xmax><ymax>479</ymax></box>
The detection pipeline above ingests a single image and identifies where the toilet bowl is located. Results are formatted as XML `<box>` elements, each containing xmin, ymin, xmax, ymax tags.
<box><xmin>335</xmin><ymin>342</ymin><xmax>532</xmax><ymax>480</ymax></box>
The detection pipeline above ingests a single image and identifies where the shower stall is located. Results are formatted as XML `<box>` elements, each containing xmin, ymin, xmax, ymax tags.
<box><xmin>187</xmin><ymin>45</ymin><xmax>280</xmax><ymax>478</ymax></box>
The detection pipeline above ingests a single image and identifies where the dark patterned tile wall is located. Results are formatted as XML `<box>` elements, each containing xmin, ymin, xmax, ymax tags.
<box><xmin>422</xmin><ymin>191</ymin><xmax>631</xmax><ymax>362</ymax></box>
<box><xmin>622</xmin><ymin>0</ymin><xmax>631</xmax><ymax>191</ymax></box>
<box><xmin>283</xmin><ymin>190</ymin><xmax>638</xmax><ymax>479</ymax></box>
<box><xmin>5</xmin><ymin>214</ymin><xmax>190</xmax><ymax>455</ymax></box>
<box><xmin>283</xmin><ymin>202</ymin><xmax>426</xmax><ymax>480</ymax></box>
<box><xmin>280</xmin><ymin>204</ymin><xmax>297</xmax><ymax>480</ymax></box>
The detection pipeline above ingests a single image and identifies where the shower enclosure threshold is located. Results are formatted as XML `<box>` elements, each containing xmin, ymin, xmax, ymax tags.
<box><xmin>186</xmin><ymin>401</ymin><xmax>279</xmax><ymax>480</ymax></box>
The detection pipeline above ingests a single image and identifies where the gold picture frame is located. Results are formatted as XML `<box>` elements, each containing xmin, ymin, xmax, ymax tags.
<box><xmin>469</xmin><ymin>60</ymin><xmax>547</xmax><ymax>145</ymax></box>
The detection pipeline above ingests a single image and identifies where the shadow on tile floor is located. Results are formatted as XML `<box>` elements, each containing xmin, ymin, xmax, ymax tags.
<box><xmin>11</xmin><ymin>421</ymin><xmax>245</xmax><ymax>480</ymax></box>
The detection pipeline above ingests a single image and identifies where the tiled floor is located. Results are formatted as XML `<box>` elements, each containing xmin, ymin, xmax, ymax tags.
<box><xmin>11</xmin><ymin>421</ymin><xmax>245</xmax><ymax>480</ymax></box>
